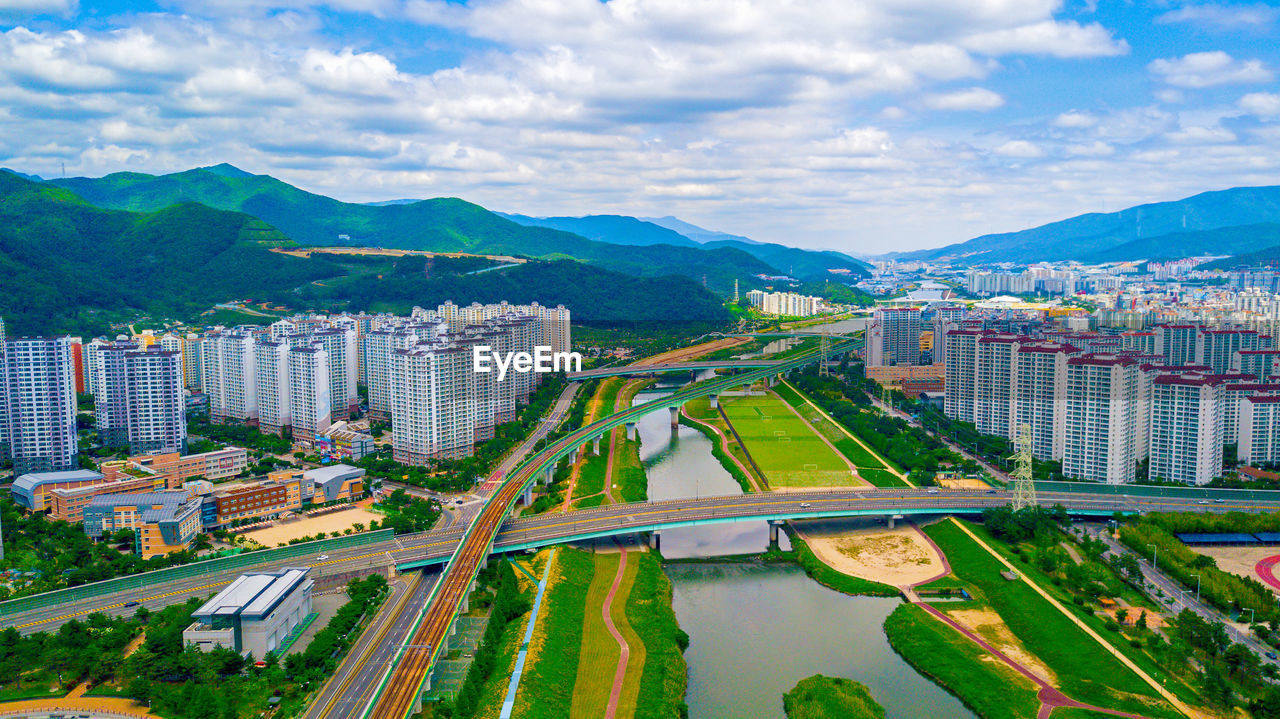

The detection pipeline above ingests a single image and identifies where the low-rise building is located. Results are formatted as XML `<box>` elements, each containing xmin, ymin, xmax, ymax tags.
<box><xmin>49</xmin><ymin>475</ymin><xmax>164</xmax><ymax>523</ymax></box>
<box><xmin>11</xmin><ymin>469</ymin><xmax>106</xmax><ymax>512</ymax></box>
<box><xmin>304</xmin><ymin>464</ymin><xmax>366</xmax><ymax>503</ymax></box>
<box><xmin>184</xmin><ymin>567</ymin><xmax>313</xmax><ymax>658</ymax></box>
<box><xmin>208</xmin><ymin>475</ymin><xmax>303</xmax><ymax>528</ymax></box>
<box><xmin>82</xmin><ymin>491</ymin><xmax>203</xmax><ymax>558</ymax></box>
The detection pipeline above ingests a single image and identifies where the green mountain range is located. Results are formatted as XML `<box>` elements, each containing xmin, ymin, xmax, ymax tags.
<box><xmin>892</xmin><ymin>185</ymin><xmax>1280</xmax><ymax>264</ymax></box>
<box><xmin>45</xmin><ymin>165</ymin><xmax>780</xmax><ymax>293</ymax></box>
<box><xmin>0</xmin><ymin>170</ymin><xmax>733</xmax><ymax>333</ymax></box>
<box><xmin>0</xmin><ymin>171</ymin><xmax>342</xmax><ymax>335</ymax></box>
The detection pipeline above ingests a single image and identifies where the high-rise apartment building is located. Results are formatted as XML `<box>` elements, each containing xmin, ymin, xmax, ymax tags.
<box><xmin>288</xmin><ymin>344</ymin><xmax>331</xmax><ymax>442</ymax></box>
<box><xmin>1156</xmin><ymin>324</ymin><xmax>1198</xmax><ymax>367</ymax></box>
<box><xmin>255</xmin><ymin>340</ymin><xmax>291</xmax><ymax>436</ymax></box>
<box><xmin>123</xmin><ymin>347</ymin><xmax>186</xmax><ymax>455</ymax></box>
<box><xmin>943</xmin><ymin>329</ymin><xmax>981</xmax><ymax>423</ymax></box>
<box><xmin>1197</xmin><ymin>328</ymin><xmax>1260</xmax><ymax>374</ymax></box>
<box><xmin>1063</xmin><ymin>355</ymin><xmax>1139</xmax><ymax>484</ymax></box>
<box><xmin>181</xmin><ymin>334</ymin><xmax>203</xmax><ymax>391</ymax></box>
<box><xmin>1</xmin><ymin>329</ymin><xmax>79</xmax><ymax>475</ymax></box>
<box><xmin>1014</xmin><ymin>341</ymin><xmax>1079</xmax><ymax>461</ymax></box>
<box><xmin>1239</xmin><ymin>395</ymin><xmax>1280</xmax><ymax>465</ymax></box>
<box><xmin>867</xmin><ymin>307</ymin><xmax>922</xmax><ymax>367</ymax></box>
<box><xmin>1235</xmin><ymin>349</ymin><xmax>1280</xmax><ymax>381</ymax></box>
<box><xmin>391</xmin><ymin>341</ymin><xmax>474</xmax><ymax>463</ymax></box>
<box><xmin>974</xmin><ymin>334</ymin><xmax>1019</xmax><ymax>439</ymax></box>
<box><xmin>203</xmin><ymin>329</ymin><xmax>259</xmax><ymax>424</ymax></box>
<box><xmin>1148</xmin><ymin>373</ymin><xmax>1225</xmax><ymax>485</ymax></box>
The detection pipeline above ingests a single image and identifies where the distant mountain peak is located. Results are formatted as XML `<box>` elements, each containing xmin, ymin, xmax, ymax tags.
<box><xmin>1</xmin><ymin>167</ymin><xmax>45</xmax><ymax>183</ymax></box>
<box><xmin>198</xmin><ymin>163</ymin><xmax>255</xmax><ymax>178</ymax></box>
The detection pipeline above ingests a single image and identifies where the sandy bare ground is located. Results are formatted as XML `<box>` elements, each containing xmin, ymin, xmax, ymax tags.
<box><xmin>936</xmin><ymin>477</ymin><xmax>990</xmax><ymax>490</ymax></box>
<box><xmin>792</xmin><ymin>518</ymin><xmax>945</xmax><ymax>587</ymax></box>
<box><xmin>241</xmin><ymin>506</ymin><xmax>384</xmax><ymax>546</ymax></box>
<box><xmin>1193</xmin><ymin>546</ymin><xmax>1280</xmax><ymax>594</ymax></box>
<box><xmin>946</xmin><ymin>607</ymin><xmax>1058</xmax><ymax>686</ymax></box>
<box><xmin>632</xmin><ymin>337</ymin><xmax>751</xmax><ymax>366</ymax></box>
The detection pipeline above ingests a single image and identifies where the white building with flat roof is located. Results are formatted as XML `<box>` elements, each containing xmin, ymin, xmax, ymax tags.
<box><xmin>185</xmin><ymin>567</ymin><xmax>313</xmax><ymax>659</ymax></box>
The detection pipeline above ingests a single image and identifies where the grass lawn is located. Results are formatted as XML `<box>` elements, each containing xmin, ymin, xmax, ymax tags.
<box><xmin>783</xmin><ymin>675</ymin><xmax>885</xmax><ymax>719</ymax></box>
<box><xmin>588</xmin><ymin>379</ymin><xmax>622</xmax><ymax>424</ymax></box>
<box><xmin>571</xmin><ymin>551</ymin><xmax>645</xmax><ymax>719</ymax></box>
<box><xmin>720</xmin><ymin>393</ymin><xmax>856</xmax><ymax>488</ymax></box>
<box><xmin>683</xmin><ymin>395</ymin><xmax>718</xmax><ymax>421</ymax></box>
<box><xmin>626</xmin><ymin>552</ymin><xmax>689</xmax><ymax>719</ymax></box>
<box><xmin>576</xmin><ymin>452</ymin><xmax>608</xmax><ymax>498</ymax></box>
<box><xmin>678</xmin><ymin>413</ymin><xmax>754</xmax><ymax>493</ymax></box>
<box><xmin>883</xmin><ymin>603</ymin><xmax>1041</xmax><ymax>719</ymax></box>
<box><xmin>774</xmin><ymin>382</ymin><xmax>909</xmax><ymax>487</ymax></box>
<box><xmin>614</xmin><ymin>436</ymin><xmax>648</xmax><ymax>503</ymax></box>
<box><xmin>510</xmin><ymin>550</ymin><xmax>594</xmax><ymax>719</ymax></box>
<box><xmin>924</xmin><ymin>520</ymin><xmax>1181</xmax><ymax>718</ymax></box>
<box><xmin>573</xmin><ymin>495</ymin><xmax>606</xmax><ymax>510</ymax></box>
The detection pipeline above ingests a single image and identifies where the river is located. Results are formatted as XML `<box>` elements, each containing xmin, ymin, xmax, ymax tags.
<box><xmin>632</xmin><ymin>379</ymin><xmax>972</xmax><ymax>718</ymax></box>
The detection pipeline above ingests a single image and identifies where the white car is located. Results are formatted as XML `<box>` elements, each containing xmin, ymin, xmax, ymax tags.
<box><xmin>317</xmin><ymin>554</ymin><xmax>329</xmax><ymax>561</ymax></box>
<box><xmin>799</xmin><ymin>502</ymin><xmax>812</xmax><ymax>508</ymax></box>
<box><xmin>927</xmin><ymin>488</ymin><xmax>939</xmax><ymax>494</ymax></box>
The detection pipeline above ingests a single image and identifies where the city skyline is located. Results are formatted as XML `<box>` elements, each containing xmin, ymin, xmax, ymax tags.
<box><xmin>0</xmin><ymin>1</ymin><xmax>1276</xmax><ymax>253</ymax></box>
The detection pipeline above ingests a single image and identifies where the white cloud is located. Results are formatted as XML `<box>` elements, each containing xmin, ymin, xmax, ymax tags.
<box><xmin>1165</xmin><ymin>125</ymin><xmax>1237</xmax><ymax>144</ymax></box>
<box><xmin>923</xmin><ymin>87</ymin><xmax>1004</xmax><ymax>111</ymax></box>
<box><xmin>1157</xmin><ymin>3</ymin><xmax>1279</xmax><ymax>30</ymax></box>
<box><xmin>1065</xmin><ymin>141</ymin><xmax>1115</xmax><ymax>157</ymax></box>
<box><xmin>1053</xmin><ymin>111</ymin><xmax>1097</xmax><ymax>128</ymax></box>
<box><xmin>992</xmin><ymin>140</ymin><xmax>1044</xmax><ymax>158</ymax></box>
<box><xmin>1240</xmin><ymin>92</ymin><xmax>1280</xmax><ymax>119</ymax></box>
<box><xmin>960</xmin><ymin>20</ymin><xmax>1127</xmax><ymax>58</ymax></box>
<box><xmin>1148</xmin><ymin>51</ymin><xmax>1272</xmax><ymax>88</ymax></box>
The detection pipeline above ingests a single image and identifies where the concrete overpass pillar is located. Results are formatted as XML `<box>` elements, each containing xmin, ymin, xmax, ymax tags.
<box><xmin>669</xmin><ymin>406</ymin><xmax>679</xmax><ymax>428</ymax></box>
<box><xmin>461</xmin><ymin>591</ymin><xmax>469</xmax><ymax>614</ymax></box>
<box><xmin>569</xmin><ymin>449</ymin><xmax>578</xmax><ymax>465</ymax></box>
<box><xmin>709</xmin><ymin>394</ymin><xmax>719</xmax><ymax>410</ymax></box>
<box><xmin>649</xmin><ymin>531</ymin><xmax>661</xmax><ymax>552</ymax></box>
<box><xmin>887</xmin><ymin>514</ymin><xmax>903</xmax><ymax>530</ymax></box>
<box><xmin>480</xmin><ymin>555</ymin><xmax>489</xmax><ymax>571</ymax></box>
<box><xmin>544</xmin><ymin>465</ymin><xmax>555</xmax><ymax>485</ymax></box>
<box><xmin>769</xmin><ymin>520</ymin><xmax>782</xmax><ymax>548</ymax></box>
<box><xmin>626</xmin><ymin>422</ymin><xmax>637</xmax><ymax>441</ymax></box>
<box><xmin>593</xmin><ymin>436</ymin><xmax>601</xmax><ymax>454</ymax></box>
<box><xmin>522</xmin><ymin>485</ymin><xmax>533</xmax><ymax>506</ymax></box>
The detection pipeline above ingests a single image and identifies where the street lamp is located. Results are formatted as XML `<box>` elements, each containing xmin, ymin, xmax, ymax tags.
<box><xmin>1244</xmin><ymin>608</ymin><xmax>1257</xmax><ymax>625</ymax></box>
<box><xmin>1190</xmin><ymin>574</ymin><xmax>1201</xmax><ymax>602</ymax></box>
<box><xmin>1147</xmin><ymin>543</ymin><xmax>1157</xmax><ymax>569</ymax></box>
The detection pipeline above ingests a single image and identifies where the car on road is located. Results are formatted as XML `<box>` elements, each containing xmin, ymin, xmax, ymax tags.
<box><xmin>317</xmin><ymin>554</ymin><xmax>329</xmax><ymax>561</ymax></box>
<box><xmin>927</xmin><ymin>488</ymin><xmax>939</xmax><ymax>494</ymax></box>
<box><xmin>124</xmin><ymin>601</ymin><xmax>140</xmax><ymax>608</ymax></box>
<box><xmin>1268</xmin><ymin>651</ymin><xmax>1278</xmax><ymax>661</ymax></box>
<box><xmin>986</xmin><ymin>489</ymin><xmax>997</xmax><ymax>494</ymax></box>
<box><xmin>799</xmin><ymin>502</ymin><xmax>812</xmax><ymax>508</ymax></box>
<box><xmin>1198</xmin><ymin>500</ymin><xmax>1210</xmax><ymax>505</ymax></box>
<box><xmin>1214</xmin><ymin>498</ymin><xmax>1225</xmax><ymax>504</ymax></box>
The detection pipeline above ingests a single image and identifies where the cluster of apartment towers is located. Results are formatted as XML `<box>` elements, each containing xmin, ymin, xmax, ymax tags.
<box><xmin>0</xmin><ymin>301</ymin><xmax>568</xmax><ymax>478</ymax></box>
<box><xmin>197</xmin><ymin>301</ymin><xmax>570</xmax><ymax>464</ymax></box>
<box><xmin>868</xmin><ymin>306</ymin><xmax>1280</xmax><ymax>486</ymax></box>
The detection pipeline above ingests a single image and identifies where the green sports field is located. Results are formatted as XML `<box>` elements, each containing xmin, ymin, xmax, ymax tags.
<box><xmin>720</xmin><ymin>393</ymin><xmax>858</xmax><ymax>487</ymax></box>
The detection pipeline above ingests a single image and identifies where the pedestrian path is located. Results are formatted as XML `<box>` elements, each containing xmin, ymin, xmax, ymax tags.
<box><xmin>499</xmin><ymin>549</ymin><xmax>558</xmax><ymax>719</ymax></box>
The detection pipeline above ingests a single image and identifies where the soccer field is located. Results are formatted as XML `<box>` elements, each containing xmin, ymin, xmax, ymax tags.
<box><xmin>720</xmin><ymin>393</ymin><xmax>857</xmax><ymax>487</ymax></box>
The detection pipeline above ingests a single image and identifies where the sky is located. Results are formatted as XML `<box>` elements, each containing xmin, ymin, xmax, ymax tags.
<box><xmin>0</xmin><ymin>1</ymin><xmax>1278</xmax><ymax>254</ymax></box>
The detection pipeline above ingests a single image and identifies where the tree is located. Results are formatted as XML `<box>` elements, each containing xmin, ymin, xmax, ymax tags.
<box><xmin>1137</xmin><ymin>611</ymin><xmax>1148</xmax><ymax>630</ymax></box>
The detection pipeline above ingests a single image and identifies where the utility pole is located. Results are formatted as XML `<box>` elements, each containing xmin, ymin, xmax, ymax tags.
<box><xmin>819</xmin><ymin>329</ymin><xmax>831</xmax><ymax>377</ymax></box>
<box><xmin>1011</xmin><ymin>422</ymin><xmax>1036</xmax><ymax>511</ymax></box>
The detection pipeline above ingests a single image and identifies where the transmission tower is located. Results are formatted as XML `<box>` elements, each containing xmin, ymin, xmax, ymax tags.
<box><xmin>819</xmin><ymin>328</ymin><xmax>831</xmax><ymax>376</ymax></box>
<box><xmin>1011</xmin><ymin>422</ymin><xmax>1037</xmax><ymax>511</ymax></box>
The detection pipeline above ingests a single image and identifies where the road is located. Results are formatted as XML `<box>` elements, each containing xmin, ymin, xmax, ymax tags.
<box><xmin>362</xmin><ymin>341</ymin><xmax>861</xmax><ymax>719</ymax></box>
<box><xmin>567</xmin><ymin>359</ymin><xmax>780</xmax><ymax>380</ymax></box>
<box><xmin>8</xmin><ymin>485</ymin><xmax>1280</xmax><ymax>636</ymax></box>
<box><xmin>304</xmin><ymin>570</ymin><xmax>442</xmax><ymax>719</ymax></box>
<box><xmin>1087</xmin><ymin>525</ymin><xmax>1279</xmax><ymax>666</ymax></box>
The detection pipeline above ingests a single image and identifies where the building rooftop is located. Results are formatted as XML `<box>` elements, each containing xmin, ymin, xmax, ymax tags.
<box><xmin>13</xmin><ymin>469</ymin><xmax>103</xmax><ymax>491</ymax></box>
<box><xmin>304</xmin><ymin>464</ymin><xmax>365</xmax><ymax>486</ymax></box>
<box><xmin>193</xmin><ymin>567</ymin><xmax>311</xmax><ymax>621</ymax></box>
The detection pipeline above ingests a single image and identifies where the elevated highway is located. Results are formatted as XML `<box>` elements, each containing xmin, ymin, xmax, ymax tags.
<box><xmin>566</xmin><ymin>358</ymin><xmax>783</xmax><ymax>380</ymax></box>
<box><xmin>6</xmin><ymin>485</ymin><xmax>1280</xmax><ymax>637</ymax></box>
<box><xmin>362</xmin><ymin>340</ymin><xmax>862</xmax><ymax>719</ymax></box>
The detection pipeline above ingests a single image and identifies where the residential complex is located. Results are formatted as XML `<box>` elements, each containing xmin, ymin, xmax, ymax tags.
<box><xmin>744</xmin><ymin>290</ymin><xmax>826</xmax><ymax>317</ymax></box>
<box><xmin>0</xmin><ymin>322</ymin><xmax>79</xmax><ymax>475</ymax></box>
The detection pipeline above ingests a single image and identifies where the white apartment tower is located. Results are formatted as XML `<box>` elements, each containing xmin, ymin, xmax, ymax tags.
<box><xmin>1148</xmin><ymin>374</ymin><xmax>1225</xmax><ymax>486</ymax></box>
<box><xmin>92</xmin><ymin>340</ymin><xmax>135</xmax><ymax>448</ymax></box>
<box><xmin>1156</xmin><ymin>325</ymin><xmax>1198</xmax><ymax>367</ymax></box>
<box><xmin>203</xmin><ymin>329</ymin><xmax>259</xmax><ymax>424</ymax></box>
<box><xmin>1</xmin><ymin>331</ymin><xmax>79</xmax><ymax>475</ymax></box>
<box><xmin>974</xmin><ymin>335</ymin><xmax>1020</xmax><ymax>439</ymax></box>
<box><xmin>255</xmin><ymin>340</ymin><xmax>291</xmax><ymax>436</ymax></box>
<box><xmin>1014</xmin><ymin>342</ymin><xmax>1078</xmax><ymax>461</ymax></box>
<box><xmin>1239</xmin><ymin>395</ymin><xmax>1280</xmax><ymax>465</ymax></box>
<box><xmin>1234</xmin><ymin>349</ymin><xmax>1280</xmax><ymax>381</ymax></box>
<box><xmin>288</xmin><ymin>344</ymin><xmax>331</xmax><ymax>442</ymax></box>
<box><xmin>943</xmin><ymin>330</ymin><xmax>982</xmax><ymax>423</ymax></box>
<box><xmin>868</xmin><ymin>307</ymin><xmax>922</xmax><ymax>367</ymax></box>
<box><xmin>1063</xmin><ymin>355</ymin><xmax>1139</xmax><ymax>484</ymax></box>
<box><xmin>311</xmin><ymin>328</ymin><xmax>358</xmax><ymax>420</ymax></box>
<box><xmin>1197</xmin><ymin>329</ymin><xmax>1260</xmax><ymax>374</ymax></box>
<box><xmin>390</xmin><ymin>340</ymin><xmax>474</xmax><ymax>463</ymax></box>
<box><xmin>181</xmin><ymin>334</ymin><xmax>203</xmax><ymax>391</ymax></box>
<box><xmin>123</xmin><ymin>347</ymin><xmax>187</xmax><ymax>455</ymax></box>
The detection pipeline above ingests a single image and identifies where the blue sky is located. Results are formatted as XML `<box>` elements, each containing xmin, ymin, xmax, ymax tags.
<box><xmin>1</xmin><ymin>0</ymin><xmax>1278</xmax><ymax>254</ymax></box>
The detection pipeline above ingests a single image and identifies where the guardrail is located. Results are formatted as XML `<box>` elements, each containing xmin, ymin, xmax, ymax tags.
<box><xmin>0</xmin><ymin>529</ymin><xmax>395</xmax><ymax>618</ymax></box>
<box><xmin>1036</xmin><ymin>480</ymin><xmax>1280</xmax><ymax>503</ymax></box>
